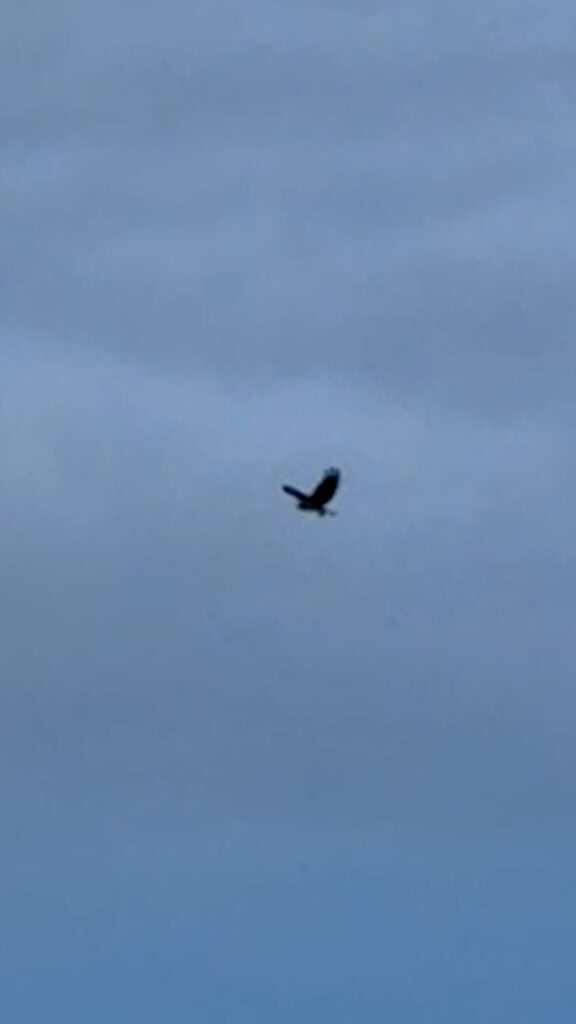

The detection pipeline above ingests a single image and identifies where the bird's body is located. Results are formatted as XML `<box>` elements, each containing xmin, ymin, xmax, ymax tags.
<box><xmin>282</xmin><ymin>467</ymin><xmax>341</xmax><ymax>516</ymax></box>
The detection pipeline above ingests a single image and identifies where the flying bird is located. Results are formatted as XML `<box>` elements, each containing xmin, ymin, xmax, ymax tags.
<box><xmin>282</xmin><ymin>467</ymin><xmax>341</xmax><ymax>516</ymax></box>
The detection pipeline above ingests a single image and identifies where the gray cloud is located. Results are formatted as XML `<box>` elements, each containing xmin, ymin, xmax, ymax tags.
<box><xmin>2</xmin><ymin>1</ymin><xmax>576</xmax><ymax>1019</ymax></box>
<box><xmin>3</xmin><ymin>0</ymin><xmax>576</xmax><ymax>413</ymax></box>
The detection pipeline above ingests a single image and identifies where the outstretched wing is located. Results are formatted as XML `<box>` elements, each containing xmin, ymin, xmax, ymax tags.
<box><xmin>309</xmin><ymin>467</ymin><xmax>340</xmax><ymax>507</ymax></box>
<box><xmin>282</xmin><ymin>484</ymin><xmax>309</xmax><ymax>501</ymax></box>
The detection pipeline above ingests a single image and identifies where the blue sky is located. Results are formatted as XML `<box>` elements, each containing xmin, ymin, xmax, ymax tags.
<box><xmin>2</xmin><ymin>1</ymin><xmax>576</xmax><ymax>1020</ymax></box>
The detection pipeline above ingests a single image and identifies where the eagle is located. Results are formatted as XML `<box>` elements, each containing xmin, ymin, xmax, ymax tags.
<box><xmin>282</xmin><ymin>467</ymin><xmax>341</xmax><ymax>516</ymax></box>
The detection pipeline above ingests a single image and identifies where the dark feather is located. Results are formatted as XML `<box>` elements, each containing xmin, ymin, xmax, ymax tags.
<box><xmin>309</xmin><ymin>468</ymin><xmax>340</xmax><ymax>507</ymax></box>
<box><xmin>282</xmin><ymin>467</ymin><xmax>341</xmax><ymax>514</ymax></box>
<box><xmin>282</xmin><ymin>484</ymin><xmax>308</xmax><ymax>501</ymax></box>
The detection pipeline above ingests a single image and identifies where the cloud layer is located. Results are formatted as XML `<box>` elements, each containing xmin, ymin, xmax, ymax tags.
<box><xmin>2</xmin><ymin>1</ymin><xmax>576</xmax><ymax>1020</ymax></box>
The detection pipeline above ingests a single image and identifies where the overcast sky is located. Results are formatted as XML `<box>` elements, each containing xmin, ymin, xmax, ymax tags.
<box><xmin>2</xmin><ymin>1</ymin><xmax>576</xmax><ymax>1020</ymax></box>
